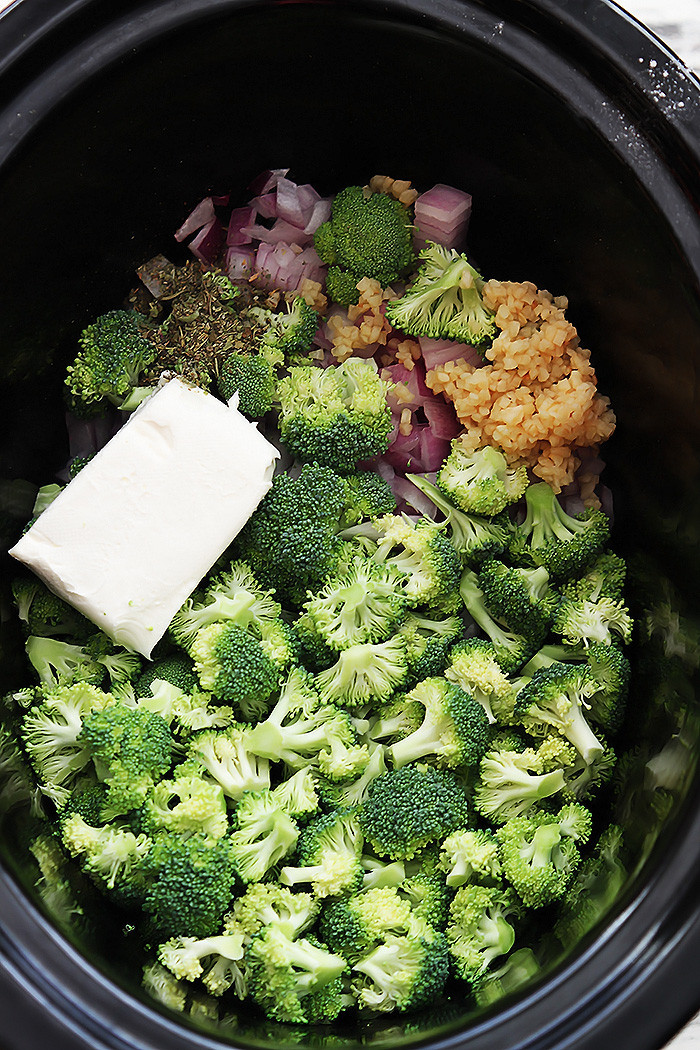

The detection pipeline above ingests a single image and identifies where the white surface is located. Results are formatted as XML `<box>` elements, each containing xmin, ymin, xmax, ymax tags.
<box><xmin>9</xmin><ymin>379</ymin><xmax>278</xmax><ymax>657</ymax></box>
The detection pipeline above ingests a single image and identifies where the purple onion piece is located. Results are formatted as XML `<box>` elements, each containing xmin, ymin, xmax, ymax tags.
<box><xmin>174</xmin><ymin>196</ymin><xmax>216</xmax><ymax>242</ymax></box>
<box><xmin>227</xmin><ymin>206</ymin><xmax>257</xmax><ymax>246</ymax></box>
<box><xmin>188</xmin><ymin>218</ymin><xmax>224</xmax><ymax>264</ymax></box>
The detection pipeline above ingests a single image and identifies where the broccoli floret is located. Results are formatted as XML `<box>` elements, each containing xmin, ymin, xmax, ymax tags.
<box><xmin>406</xmin><ymin>475</ymin><xmax>512</xmax><ymax>563</ymax></box>
<box><xmin>189</xmin><ymin>622</ymin><xmax>280</xmax><ymax>722</ymax></box>
<box><xmin>79</xmin><ymin>701</ymin><xmax>173</xmax><ymax>817</ymax></box>
<box><xmin>445</xmin><ymin>638</ymin><xmax>517</xmax><ymax>725</ymax></box>
<box><xmin>320</xmin><ymin>886</ymin><xmax>415</xmax><ymax>962</ymax></box>
<box><xmin>186</xmin><ymin>724</ymin><xmax>270</xmax><ymax>801</ymax></box>
<box><xmin>514</xmin><ymin>661</ymin><xmax>606</xmax><ymax>765</ymax></box>
<box><xmin>315</xmin><ymin>636</ymin><xmax>409</xmax><ymax>710</ymax></box>
<box><xmin>29</xmin><ymin>831</ymin><xmax>84</xmax><ymax>928</ymax></box>
<box><xmin>585</xmin><ymin>642</ymin><xmax>631</xmax><ymax>734</ymax></box>
<box><xmin>158</xmin><ymin>922</ymin><xmax>246</xmax><ymax>997</ymax></box>
<box><xmin>351</xmin><ymin>921</ymin><xmax>449</xmax><ymax>1014</ymax></box>
<box><xmin>217</xmin><ymin>352</ymin><xmax>276</xmax><ymax>418</ymax></box>
<box><xmin>231</xmin><ymin>882</ymin><xmax>319</xmax><ymax>942</ymax></box>
<box><xmin>368</xmin><ymin>696</ymin><xmax>425</xmax><ymax>746</ymax></box>
<box><xmin>229</xmin><ymin>788</ymin><xmax>300</xmax><ymax>884</ymax></box>
<box><xmin>385</xmin><ymin>242</ymin><xmax>496</xmax><ymax>346</ymax></box>
<box><xmin>325</xmin><ymin>266</ymin><xmax>364</xmax><ymax>307</ymax></box>
<box><xmin>496</xmin><ymin>803</ymin><xmax>592</xmax><ymax>908</ymax></box>
<box><xmin>61</xmin><ymin>812</ymin><xmax>151</xmax><ymax>896</ymax></box>
<box><xmin>11</xmin><ymin>577</ymin><xmax>92</xmax><ymax>639</ymax></box>
<box><xmin>277</xmin><ymin>358</ymin><xmax>393</xmax><ymax>471</ymax></box>
<box><xmin>21</xmin><ymin>682</ymin><xmax>113</xmax><ymax>807</ymax></box>
<box><xmin>143</xmin><ymin>830</ymin><xmax>238</xmax><ymax>939</ymax></box>
<box><xmin>314</xmin><ymin>185</ymin><xmax>415</xmax><ymax>290</ymax></box>
<box><xmin>246</xmin><ymin>926</ymin><xmax>348</xmax><ymax>1023</ymax></box>
<box><xmin>134</xmin><ymin>653</ymin><xmax>199</xmax><ymax>698</ymax></box>
<box><xmin>279</xmin><ymin>809</ymin><xmax>364</xmax><ymax>898</ymax></box>
<box><xmin>142</xmin><ymin>774</ymin><xmax>229</xmax><ymax>840</ymax></box>
<box><xmin>553</xmin><ymin>825</ymin><xmax>627</xmax><ymax>948</ymax></box>
<box><xmin>271</xmin><ymin>767</ymin><xmax>320</xmax><ymax>822</ymax></box>
<box><xmin>317</xmin><ymin>741</ymin><xmax>388</xmax><ymax>812</ymax></box>
<box><xmin>341</xmin><ymin>470</ymin><xmax>397</xmax><ymax>527</ymax></box>
<box><xmin>387</xmin><ymin>676</ymin><xmax>491</xmax><ymax>771</ymax></box>
<box><xmin>508</xmin><ymin>482</ymin><xmax>611</xmax><ymax>583</ymax></box>
<box><xmin>473</xmin><ymin>738</ymin><xmax>576</xmax><ymax>823</ymax></box>
<box><xmin>141</xmin><ymin>961</ymin><xmax>188</xmax><ymax>1013</ymax></box>
<box><xmin>560</xmin><ymin>736</ymin><xmax>617</xmax><ymax>803</ymax></box>
<box><xmin>249</xmin><ymin>295</ymin><xmax>320</xmax><ymax>361</ymax></box>
<box><xmin>478</xmin><ymin>558</ymin><xmax>559</xmax><ymax>640</ymax></box>
<box><xmin>65</xmin><ymin>309</ymin><xmax>157</xmax><ymax>412</ymax></box>
<box><xmin>439</xmin><ymin>828</ymin><xmax>502</xmax><ymax>889</ymax></box>
<box><xmin>459</xmin><ymin>570</ymin><xmax>537</xmax><ymax>673</ymax></box>
<box><xmin>170</xmin><ymin>560</ymin><xmax>281</xmax><ymax>651</ymax></box>
<box><xmin>446</xmin><ymin>884</ymin><xmax>520</xmax><ymax>984</ymax></box>
<box><xmin>235</xmin><ymin>462</ymin><xmax>353</xmax><ymax>606</ymax></box>
<box><xmin>82</xmin><ymin>633</ymin><xmax>143</xmax><ymax>687</ymax></box>
<box><xmin>552</xmin><ymin>593</ymin><xmax>633</xmax><ymax>648</ymax></box>
<box><xmin>59</xmin><ymin>779</ymin><xmax>109</xmax><ymax>827</ymax></box>
<box><xmin>25</xmin><ymin>636</ymin><xmax>105</xmax><ymax>688</ymax></box>
<box><xmin>436</xmin><ymin>443</ymin><xmax>529</xmax><ymax>517</ymax></box>
<box><xmin>563</xmin><ymin>551</ymin><xmax>627</xmax><ymax>603</ymax></box>
<box><xmin>301</xmin><ymin>555</ymin><xmax>407</xmax><ymax>651</ymax></box>
<box><xmin>368</xmin><ymin>513</ymin><xmax>462</xmax><ymax>608</ymax></box>
<box><xmin>398</xmin><ymin>851</ymin><xmax>451</xmax><ymax>930</ymax></box>
<box><xmin>360</xmin><ymin>765</ymin><xmax>472</xmax><ymax>861</ymax></box>
<box><xmin>394</xmin><ymin>608</ymin><xmax>464</xmax><ymax>687</ymax></box>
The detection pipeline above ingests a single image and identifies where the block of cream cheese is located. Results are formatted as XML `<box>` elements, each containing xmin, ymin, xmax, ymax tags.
<box><xmin>9</xmin><ymin>377</ymin><xmax>279</xmax><ymax>658</ymax></box>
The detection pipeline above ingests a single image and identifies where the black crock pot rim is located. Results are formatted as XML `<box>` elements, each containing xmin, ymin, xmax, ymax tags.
<box><xmin>0</xmin><ymin>1</ymin><xmax>699</xmax><ymax>1048</ymax></box>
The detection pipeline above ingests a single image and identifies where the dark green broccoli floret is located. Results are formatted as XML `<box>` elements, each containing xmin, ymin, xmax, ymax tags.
<box><xmin>445</xmin><ymin>638</ymin><xmax>516</xmax><ymax>725</ymax></box>
<box><xmin>235</xmin><ymin>462</ymin><xmax>353</xmax><ymax>606</ymax></box>
<box><xmin>301</xmin><ymin>555</ymin><xmax>408</xmax><ymax>650</ymax></box>
<box><xmin>459</xmin><ymin>570</ymin><xmax>538</xmax><ymax>673</ymax></box>
<box><xmin>387</xmin><ymin>676</ymin><xmax>491</xmax><ymax>770</ymax></box>
<box><xmin>217</xmin><ymin>352</ymin><xmax>276</xmax><ymax>418</ymax></box>
<box><xmin>325</xmin><ymin>267</ymin><xmax>364</xmax><ymax>307</ymax></box>
<box><xmin>189</xmin><ymin>622</ymin><xmax>281</xmax><ymax>722</ymax></box>
<box><xmin>246</xmin><ymin>927</ymin><xmax>348</xmax><ymax>1023</ymax></box>
<box><xmin>341</xmin><ymin>469</ymin><xmax>397</xmax><ymax>527</ymax></box>
<box><xmin>320</xmin><ymin>885</ymin><xmax>415</xmax><ymax>962</ymax></box>
<box><xmin>406</xmin><ymin>474</ymin><xmax>512</xmax><ymax>563</ymax></box>
<box><xmin>279</xmin><ymin>808</ymin><xmax>364</xmax><ymax>898</ymax></box>
<box><xmin>79</xmin><ymin>701</ymin><xmax>173</xmax><ymax>818</ymax></box>
<box><xmin>134</xmin><ymin>653</ymin><xmax>199</xmax><ymax>699</ymax></box>
<box><xmin>514</xmin><ymin>661</ymin><xmax>606</xmax><ymax>765</ymax></box>
<box><xmin>11</xmin><ymin>577</ymin><xmax>92</xmax><ymax>639</ymax></box>
<box><xmin>394</xmin><ymin>608</ymin><xmax>464</xmax><ymax>687</ymax></box>
<box><xmin>360</xmin><ymin>765</ymin><xmax>472</xmax><ymax>860</ymax></box>
<box><xmin>277</xmin><ymin>357</ymin><xmax>392</xmax><ymax>471</ymax></box>
<box><xmin>230</xmin><ymin>882</ymin><xmax>319</xmax><ymax>941</ymax></box>
<box><xmin>248</xmin><ymin>295</ymin><xmax>320</xmax><ymax>361</ymax></box>
<box><xmin>351</xmin><ymin>921</ymin><xmax>450</xmax><ymax>1014</ymax></box>
<box><xmin>446</xmin><ymin>884</ymin><xmax>521</xmax><ymax>985</ymax></box>
<box><xmin>439</xmin><ymin>828</ymin><xmax>502</xmax><ymax>889</ymax></box>
<box><xmin>585</xmin><ymin>642</ymin><xmax>630</xmax><ymax>734</ymax></box>
<box><xmin>508</xmin><ymin>482</ymin><xmax>611</xmax><ymax>583</ymax></box>
<box><xmin>478</xmin><ymin>558</ymin><xmax>559</xmax><ymax>640</ymax></box>
<box><xmin>437</xmin><ymin>444</ymin><xmax>529</xmax><ymax>517</ymax></box>
<box><xmin>68</xmin><ymin>454</ymin><xmax>95</xmax><ymax>478</ymax></box>
<box><xmin>314</xmin><ymin>185</ymin><xmax>416</xmax><ymax>292</ymax></box>
<box><xmin>563</xmin><ymin>551</ymin><xmax>627</xmax><ymax>603</ymax></box>
<box><xmin>496</xmin><ymin>803</ymin><xmax>592</xmax><ymax>908</ymax></box>
<box><xmin>398</xmin><ymin>850</ymin><xmax>451</xmax><ymax>930</ymax></box>
<box><xmin>65</xmin><ymin>309</ymin><xmax>157</xmax><ymax>412</ymax></box>
<box><xmin>385</xmin><ymin>242</ymin><xmax>496</xmax><ymax>346</ymax></box>
<box><xmin>143</xmin><ymin>830</ymin><xmax>238</xmax><ymax>938</ymax></box>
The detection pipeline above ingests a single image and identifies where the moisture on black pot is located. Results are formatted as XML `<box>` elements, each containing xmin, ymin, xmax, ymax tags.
<box><xmin>0</xmin><ymin>2</ymin><xmax>699</xmax><ymax>1050</ymax></box>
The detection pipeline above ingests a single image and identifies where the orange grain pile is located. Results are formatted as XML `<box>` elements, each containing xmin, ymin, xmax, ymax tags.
<box><xmin>327</xmin><ymin>277</ymin><xmax>393</xmax><ymax>362</ymax></box>
<box><xmin>425</xmin><ymin>279</ymin><xmax>616</xmax><ymax>492</ymax></box>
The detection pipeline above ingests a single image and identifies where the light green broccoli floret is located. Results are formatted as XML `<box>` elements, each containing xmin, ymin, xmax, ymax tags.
<box><xmin>351</xmin><ymin>921</ymin><xmax>450</xmax><ymax>1014</ymax></box>
<box><xmin>229</xmin><ymin>789</ymin><xmax>300</xmax><ymax>884</ymax></box>
<box><xmin>230</xmin><ymin>882</ymin><xmax>319</xmax><ymax>941</ymax></box>
<box><xmin>158</xmin><ymin>922</ymin><xmax>246</xmax><ymax>997</ymax></box>
<box><xmin>439</xmin><ymin>828</ymin><xmax>502</xmax><ymax>888</ymax></box>
<box><xmin>142</xmin><ymin>774</ymin><xmax>228</xmax><ymax>840</ymax></box>
<box><xmin>279</xmin><ymin>808</ymin><xmax>364</xmax><ymax>899</ymax></box>
<box><xmin>386</xmin><ymin>676</ymin><xmax>491</xmax><ymax>771</ymax></box>
<box><xmin>61</xmin><ymin>812</ymin><xmax>151</xmax><ymax>892</ymax></box>
<box><xmin>496</xmin><ymin>803</ymin><xmax>592</xmax><ymax>908</ymax></box>
<box><xmin>446</xmin><ymin>884</ymin><xmax>521</xmax><ymax>984</ymax></box>
<box><xmin>246</xmin><ymin>926</ymin><xmax>349</xmax><ymax>1023</ymax></box>
<box><xmin>437</xmin><ymin>444</ymin><xmax>529</xmax><ymax>517</ymax></box>
<box><xmin>445</xmin><ymin>638</ymin><xmax>517</xmax><ymax>725</ymax></box>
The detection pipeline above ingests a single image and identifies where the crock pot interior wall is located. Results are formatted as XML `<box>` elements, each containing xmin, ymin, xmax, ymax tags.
<box><xmin>1</xmin><ymin>1</ymin><xmax>700</xmax><ymax>1046</ymax></box>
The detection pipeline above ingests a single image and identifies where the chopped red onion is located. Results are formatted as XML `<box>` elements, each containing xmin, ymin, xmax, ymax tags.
<box><xmin>419</xmin><ymin>336</ymin><xmax>482</xmax><ymax>371</ymax></box>
<box><xmin>416</xmin><ymin>183</ymin><xmax>472</xmax><ymax>229</ymax></box>
<box><xmin>174</xmin><ymin>196</ymin><xmax>216</xmax><ymax>243</ymax></box>
<box><xmin>226</xmin><ymin>246</ymin><xmax>256</xmax><ymax>281</ymax></box>
<box><xmin>255</xmin><ymin>241</ymin><xmax>281</xmax><ymax>286</ymax></box>
<box><xmin>243</xmin><ymin>218</ymin><xmax>314</xmax><ymax>247</ymax></box>
<box><xmin>188</xmin><ymin>218</ymin><xmax>224</xmax><ymax>264</ymax></box>
<box><xmin>249</xmin><ymin>191</ymin><xmax>278</xmax><ymax>219</ymax></box>
<box><xmin>275</xmin><ymin>177</ymin><xmax>312</xmax><ymax>228</ymax></box>
<box><xmin>227</xmin><ymin>206</ymin><xmax>257</xmax><ymax>246</ymax></box>
<box><xmin>418</xmin><ymin>427</ymin><xmax>451</xmax><ymax>471</ymax></box>
<box><xmin>211</xmin><ymin>194</ymin><xmax>230</xmax><ymax>207</ymax></box>
<box><xmin>248</xmin><ymin>168</ymin><xmax>290</xmax><ymax>195</ymax></box>
<box><xmin>303</xmin><ymin>198</ymin><xmax>332</xmax><ymax>234</ymax></box>
<box><xmin>422</xmin><ymin>398</ymin><xmax>461</xmax><ymax>441</ymax></box>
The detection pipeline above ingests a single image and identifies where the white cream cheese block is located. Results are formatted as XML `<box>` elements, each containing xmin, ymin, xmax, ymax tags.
<box><xmin>9</xmin><ymin>377</ymin><xmax>279</xmax><ymax>658</ymax></box>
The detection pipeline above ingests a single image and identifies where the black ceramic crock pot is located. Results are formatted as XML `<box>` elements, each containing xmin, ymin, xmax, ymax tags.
<box><xmin>0</xmin><ymin>1</ymin><xmax>700</xmax><ymax>1048</ymax></box>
